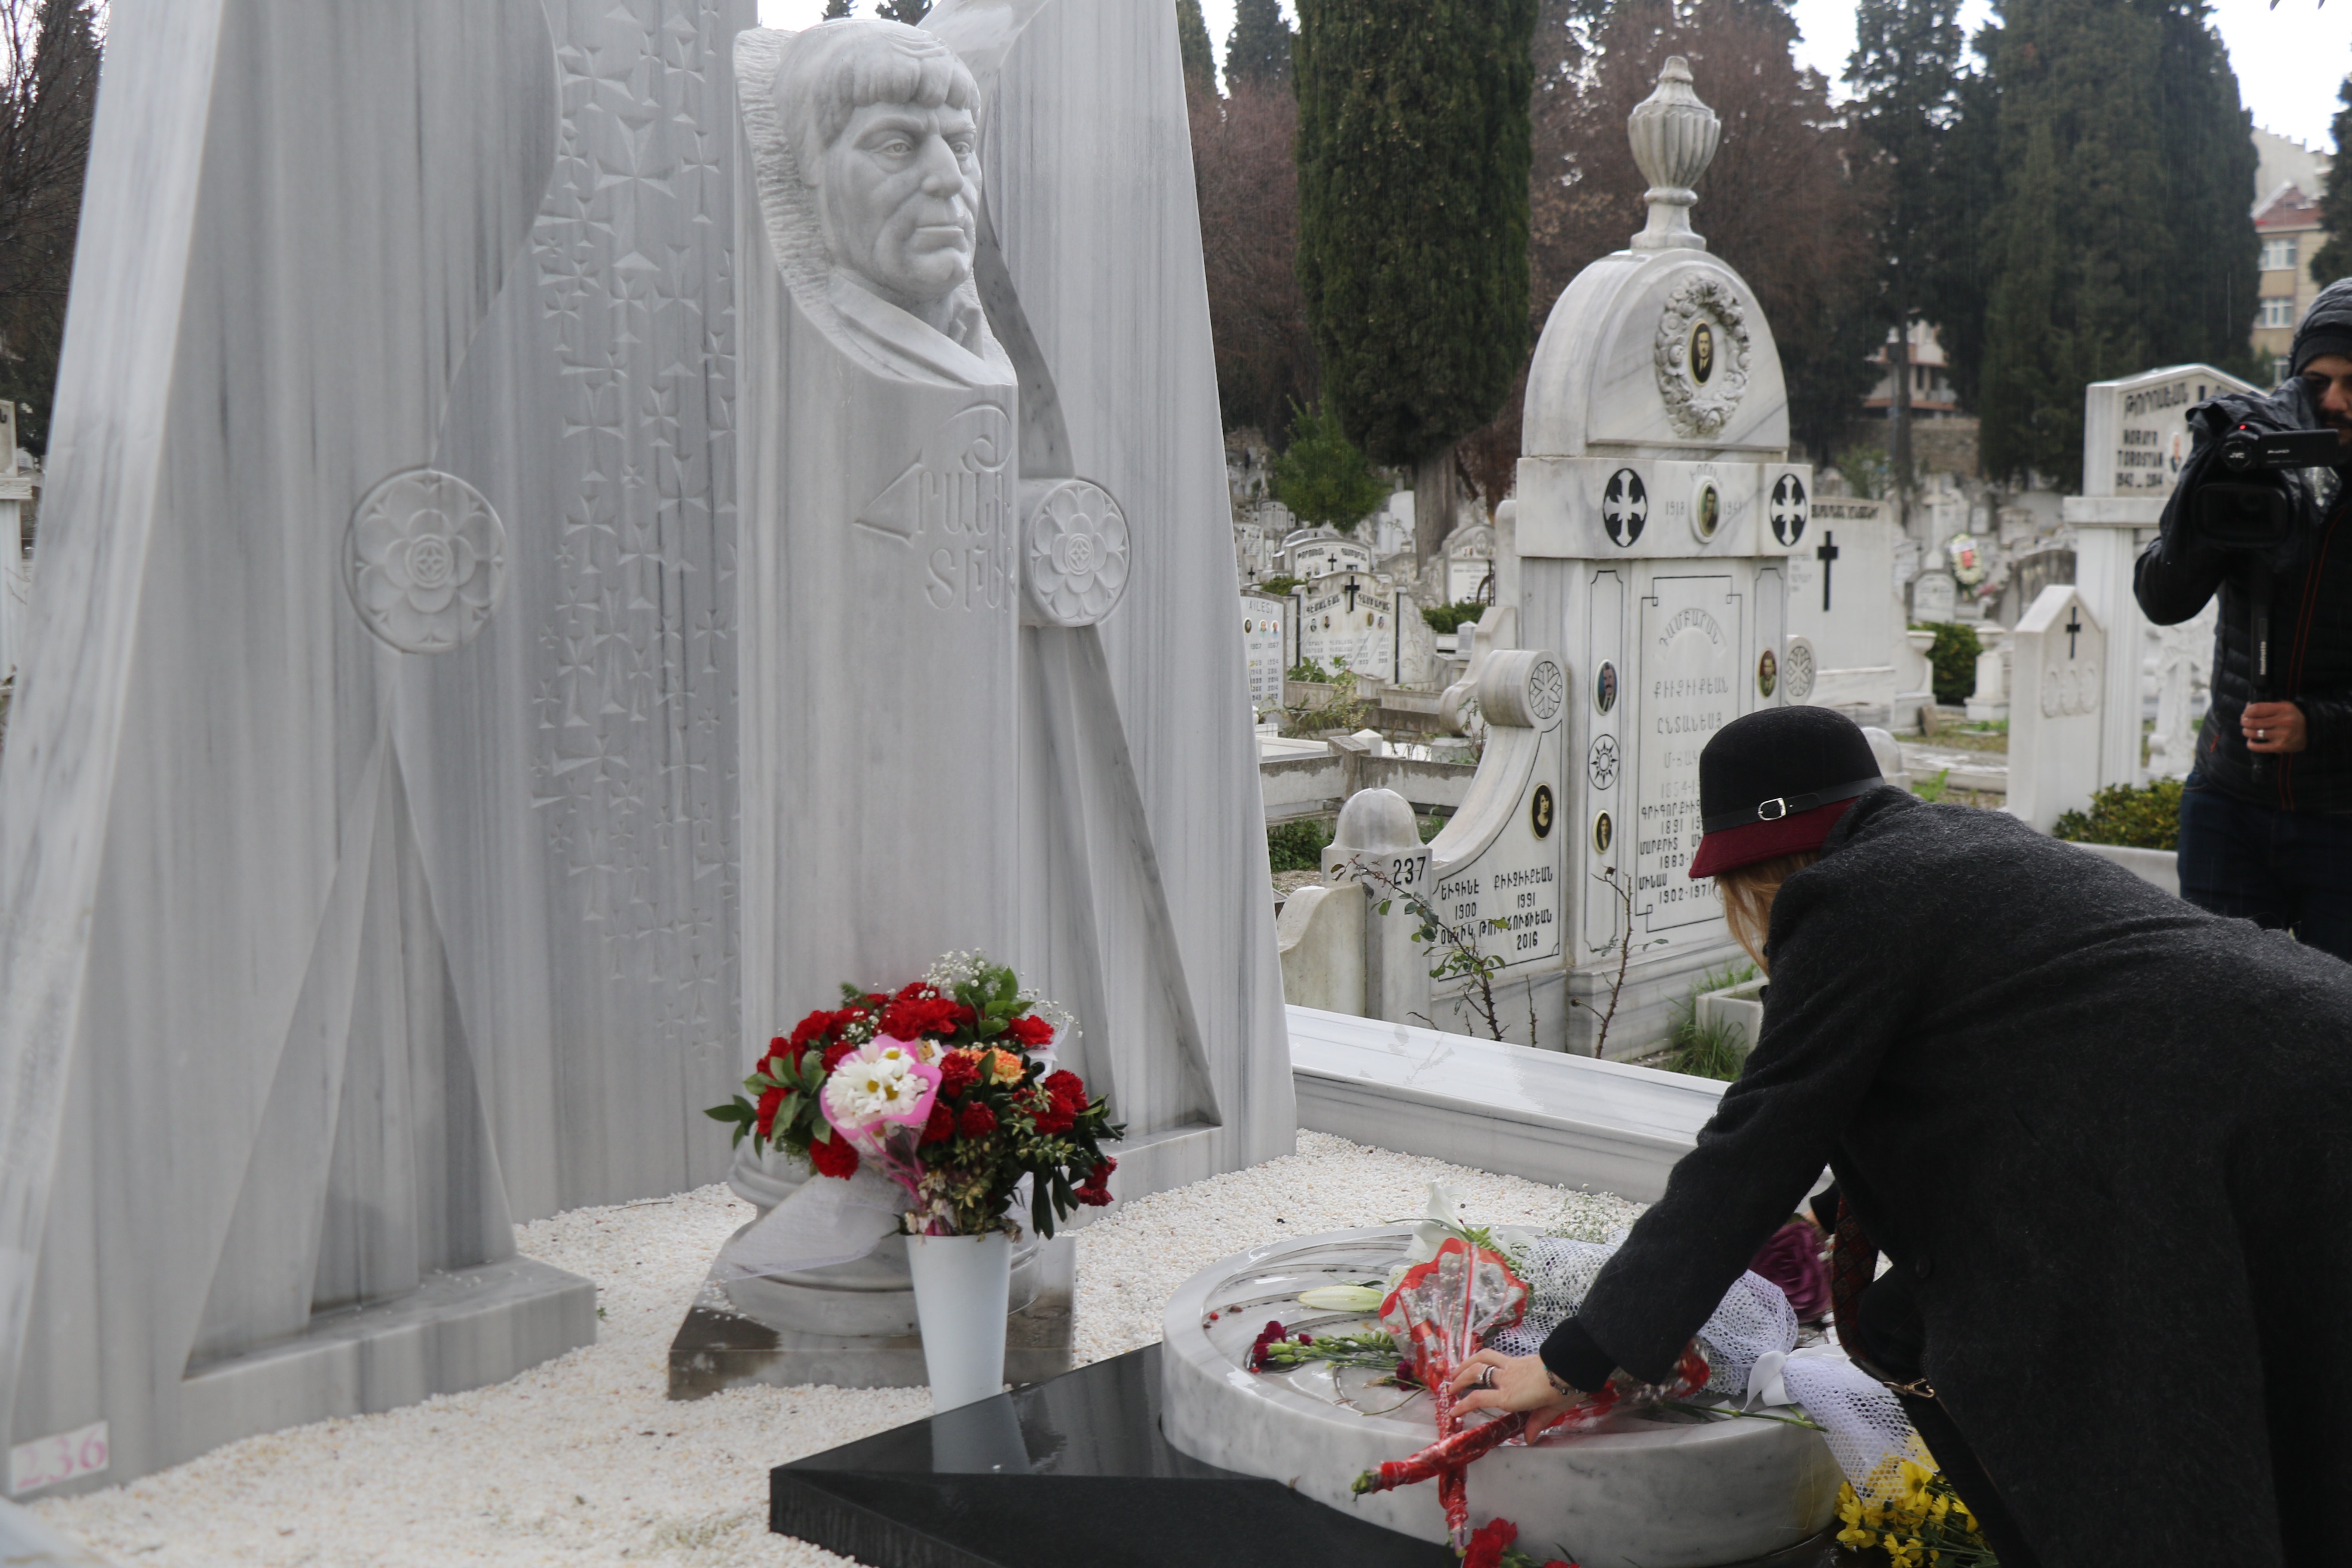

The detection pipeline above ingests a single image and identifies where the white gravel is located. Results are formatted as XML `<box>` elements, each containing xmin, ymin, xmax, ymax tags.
<box><xmin>30</xmin><ymin>1130</ymin><xmax>1642</xmax><ymax>1567</ymax></box>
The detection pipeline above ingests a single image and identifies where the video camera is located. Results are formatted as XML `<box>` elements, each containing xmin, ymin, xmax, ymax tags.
<box><xmin>2196</xmin><ymin>425</ymin><xmax>2343</xmax><ymax>548</ymax></box>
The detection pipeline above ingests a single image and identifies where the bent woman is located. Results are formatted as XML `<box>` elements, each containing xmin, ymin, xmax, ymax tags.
<box><xmin>1452</xmin><ymin>704</ymin><xmax>2352</xmax><ymax>1567</ymax></box>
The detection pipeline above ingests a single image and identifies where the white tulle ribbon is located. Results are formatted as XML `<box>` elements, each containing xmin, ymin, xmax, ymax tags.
<box><xmin>1743</xmin><ymin>1347</ymin><xmax>1791</xmax><ymax>1410</ymax></box>
<box><xmin>709</xmin><ymin>1163</ymin><xmax>907</xmax><ymax>1281</ymax></box>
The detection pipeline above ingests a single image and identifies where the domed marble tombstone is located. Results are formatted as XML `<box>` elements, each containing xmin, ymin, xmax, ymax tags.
<box><xmin>1158</xmin><ymin>1227</ymin><xmax>1843</xmax><ymax>1566</ymax></box>
<box><xmin>1510</xmin><ymin>55</ymin><xmax>1813</xmax><ymax>1058</ymax></box>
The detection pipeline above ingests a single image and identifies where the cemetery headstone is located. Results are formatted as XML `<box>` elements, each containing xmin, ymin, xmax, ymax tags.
<box><xmin>1393</xmin><ymin>590</ymin><xmax>1441</xmax><ymax>690</ymax></box>
<box><xmin>1295</xmin><ymin>570</ymin><xmax>1398</xmax><ymax>683</ymax></box>
<box><xmin>2062</xmin><ymin>364</ymin><xmax>2254</xmax><ymax>789</ymax></box>
<box><xmin>1445</xmin><ymin>522</ymin><xmax>1496</xmax><ymax>605</ymax></box>
<box><xmin>1506</xmin><ymin>56</ymin><xmax>1807</xmax><ymax>1056</ymax></box>
<box><xmin>1911</xmin><ymin>568</ymin><xmax>1957</xmax><ymax>625</ymax></box>
<box><xmin>2006</xmin><ymin>586</ymin><xmax>2105</xmax><ymax>831</ymax></box>
<box><xmin>0</xmin><ymin>400</ymin><xmax>30</xmax><ymax>677</ymax></box>
<box><xmin>1785</xmin><ymin>495</ymin><xmax>1899</xmax><ymax>726</ymax></box>
<box><xmin>1241</xmin><ymin>592</ymin><xmax>1287</xmax><ymax>712</ymax></box>
<box><xmin>1282</xmin><ymin>527</ymin><xmax>1375</xmax><ymax>582</ymax></box>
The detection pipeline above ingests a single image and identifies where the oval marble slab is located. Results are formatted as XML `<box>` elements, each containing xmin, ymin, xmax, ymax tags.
<box><xmin>1159</xmin><ymin>1226</ymin><xmax>1842</xmax><ymax>1568</ymax></box>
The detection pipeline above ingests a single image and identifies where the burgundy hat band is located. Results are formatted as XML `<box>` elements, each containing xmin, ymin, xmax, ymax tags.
<box><xmin>1685</xmin><ymin>795</ymin><xmax>1862</xmax><ymax>880</ymax></box>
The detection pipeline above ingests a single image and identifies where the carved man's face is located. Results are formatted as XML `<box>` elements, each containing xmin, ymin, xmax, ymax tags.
<box><xmin>818</xmin><ymin>99</ymin><xmax>980</xmax><ymax>307</ymax></box>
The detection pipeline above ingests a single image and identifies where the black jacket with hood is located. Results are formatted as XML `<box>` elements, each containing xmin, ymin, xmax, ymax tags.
<box><xmin>2135</xmin><ymin>278</ymin><xmax>2352</xmax><ymax>811</ymax></box>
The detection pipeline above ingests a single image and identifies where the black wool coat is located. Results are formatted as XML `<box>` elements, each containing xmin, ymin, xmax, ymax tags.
<box><xmin>1570</xmin><ymin>789</ymin><xmax>2352</xmax><ymax>1565</ymax></box>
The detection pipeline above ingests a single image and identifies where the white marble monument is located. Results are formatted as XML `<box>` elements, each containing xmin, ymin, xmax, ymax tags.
<box><xmin>2006</xmin><ymin>585</ymin><xmax>2106</xmax><ymax>832</ymax></box>
<box><xmin>1295</xmin><ymin>569</ymin><xmax>1400</xmax><ymax>683</ymax></box>
<box><xmin>1242</xmin><ymin>591</ymin><xmax>1288</xmax><ymax>712</ymax></box>
<box><xmin>0</xmin><ymin>0</ymin><xmax>759</xmax><ymax>1493</ymax></box>
<box><xmin>1510</xmin><ymin>58</ymin><xmax>1806</xmax><ymax>1057</ymax></box>
<box><xmin>1283</xmin><ymin>527</ymin><xmax>1376</xmax><ymax>582</ymax></box>
<box><xmin>1786</xmin><ymin>495</ymin><xmax>1899</xmax><ymax>726</ymax></box>
<box><xmin>2061</xmin><ymin>364</ymin><xmax>2254</xmax><ymax>789</ymax></box>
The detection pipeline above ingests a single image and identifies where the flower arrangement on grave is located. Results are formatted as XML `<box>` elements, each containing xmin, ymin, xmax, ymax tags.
<box><xmin>1833</xmin><ymin>1462</ymin><xmax>1996</xmax><ymax>1567</ymax></box>
<box><xmin>705</xmin><ymin>953</ymin><xmax>1123</xmax><ymax>1238</ymax></box>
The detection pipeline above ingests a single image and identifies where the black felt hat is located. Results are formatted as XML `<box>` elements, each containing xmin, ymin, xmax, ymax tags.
<box><xmin>1687</xmin><ymin>706</ymin><xmax>1883</xmax><ymax>879</ymax></box>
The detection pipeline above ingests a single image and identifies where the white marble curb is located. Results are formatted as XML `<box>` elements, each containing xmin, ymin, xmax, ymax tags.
<box><xmin>1288</xmin><ymin>1007</ymin><xmax>1727</xmax><ymax>1202</ymax></box>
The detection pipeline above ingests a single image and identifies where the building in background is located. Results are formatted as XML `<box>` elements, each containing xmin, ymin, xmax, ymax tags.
<box><xmin>2252</xmin><ymin>128</ymin><xmax>2333</xmax><ymax>384</ymax></box>
<box><xmin>1862</xmin><ymin>319</ymin><xmax>1960</xmax><ymax>421</ymax></box>
<box><xmin>2256</xmin><ymin>184</ymin><xmax>2326</xmax><ymax>383</ymax></box>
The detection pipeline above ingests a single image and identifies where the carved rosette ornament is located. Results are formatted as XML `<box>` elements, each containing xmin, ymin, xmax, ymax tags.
<box><xmin>343</xmin><ymin>468</ymin><xmax>507</xmax><ymax>654</ymax></box>
<box><xmin>1022</xmin><ymin>479</ymin><xmax>1130</xmax><ymax>627</ymax></box>
<box><xmin>1654</xmin><ymin>276</ymin><xmax>1752</xmax><ymax>439</ymax></box>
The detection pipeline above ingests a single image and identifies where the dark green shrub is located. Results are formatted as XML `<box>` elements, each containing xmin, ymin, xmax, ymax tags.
<box><xmin>1420</xmin><ymin>600</ymin><xmax>1491</xmax><ymax>635</ymax></box>
<box><xmin>2052</xmin><ymin>778</ymin><xmax>2184</xmax><ymax>851</ymax></box>
<box><xmin>1258</xmin><ymin>575</ymin><xmax>1300</xmax><ymax>598</ymax></box>
<box><xmin>1268</xmin><ymin>818</ymin><xmax>1336</xmax><ymax>873</ymax></box>
<box><xmin>1918</xmin><ymin>621</ymin><xmax>1982</xmax><ymax>704</ymax></box>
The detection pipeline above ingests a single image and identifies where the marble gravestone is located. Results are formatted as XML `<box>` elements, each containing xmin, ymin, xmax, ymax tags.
<box><xmin>0</xmin><ymin>0</ymin><xmax>753</xmax><ymax>1494</ymax></box>
<box><xmin>1510</xmin><ymin>58</ymin><xmax>1805</xmax><ymax>1057</ymax></box>
<box><xmin>1295</xmin><ymin>570</ymin><xmax>1400</xmax><ymax>683</ymax></box>
<box><xmin>1241</xmin><ymin>591</ymin><xmax>1288</xmax><ymax>713</ymax></box>
<box><xmin>1909</xmin><ymin>567</ymin><xmax>1957</xmax><ymax>626</ymax></box>
<box><xmin>2060</xmin><ymin>364</ymin><xmax>2252</xmax><ymax>789</ymax></box>
<box><xmin>2005</xmin><ymin>585</ymin><xmax>2105</xmax><ymax>833</ymax></box>
<box><xmin>0</xmin><ymin>401</ymin><xmax>30</xmax><ymax>680</ymax></box>
<box><xmin>1446</xmin><ymin>522</ymin><xmax>1496</xmax><ymax>606</ymax></box>
<box><xmin>1283</xmin><ymin>528</ymin><xmax>1375</xmax><ymax>582</ymax></box>
<box><xmin>1785</xmin><ymin>496</ymin><xmax>1899</xmax><ymax>727</ymax></box>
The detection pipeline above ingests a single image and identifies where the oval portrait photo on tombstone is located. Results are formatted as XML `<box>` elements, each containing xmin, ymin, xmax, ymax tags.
<box><xmin>1690</xmin><ymin>319</ymin><xmax>1715</xmax><ymax>384</ymax></box>
<box><xmin>1694</xmin><ymin>481</ymin><xmax>1721</xmax><ymax>541</ymax></box>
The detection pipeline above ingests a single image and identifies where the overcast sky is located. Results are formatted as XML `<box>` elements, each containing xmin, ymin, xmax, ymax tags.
<box><xmin>756</xmin><ymin>0</ymin><xmax>2347</xmax><ymax>153</ymax></box>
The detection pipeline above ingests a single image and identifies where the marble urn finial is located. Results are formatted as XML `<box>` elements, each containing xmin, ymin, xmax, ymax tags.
<box><xmin>1628</xmin><ymin>55</ymin><xmax>1720</xmax><ymax>253</ymax></box>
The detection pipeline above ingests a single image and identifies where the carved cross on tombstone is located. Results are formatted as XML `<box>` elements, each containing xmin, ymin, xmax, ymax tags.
<box><xmin>2065</xmin><ymin>608</ymin><xmax>2082</xmax><ymax>659</ymax></box>
<box><xmin>1814</xmin><ymin>532</ymin><xmax>1839</xmax><ymax>612</ymax></box>
<box><xmin>1343</xmin><ymin>579</ymin><xmax>1360</xmax><ymax>613</ymax></box>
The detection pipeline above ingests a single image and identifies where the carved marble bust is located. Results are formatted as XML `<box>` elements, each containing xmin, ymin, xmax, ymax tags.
<box><xmin>767</xmin><ymin>21</ymin><xmax>999</xmax><ymax>382</ymax></box>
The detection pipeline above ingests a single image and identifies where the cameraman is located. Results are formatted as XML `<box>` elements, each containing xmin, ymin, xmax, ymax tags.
<box><xmin>2136</xmin><ymin>279</ymin><xmax>2352</xmax><ymax>961</ymax></box>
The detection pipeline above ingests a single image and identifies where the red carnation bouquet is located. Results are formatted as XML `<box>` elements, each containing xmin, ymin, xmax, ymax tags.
<box><xmin>706</xmin><ymin>953</ymin><xmax>1124</xmax><ymax>1238</ymax></box>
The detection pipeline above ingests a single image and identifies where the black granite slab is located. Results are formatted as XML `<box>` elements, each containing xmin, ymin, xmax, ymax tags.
<box><xmin>773</xmin><ymin>1344</ymin><xmax>1847</xmax><ymax>1568</ymax></box>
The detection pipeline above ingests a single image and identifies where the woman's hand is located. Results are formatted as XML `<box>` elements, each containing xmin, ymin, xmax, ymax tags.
<box><xmin>1449</xmin><ymin>1349</ymin><xmax>1594</xmax><ymax>1421</ymax></box>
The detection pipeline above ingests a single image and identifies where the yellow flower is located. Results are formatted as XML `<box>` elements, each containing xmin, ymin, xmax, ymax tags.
<box><xmin>1885</xmin><ymin>1537</ymin><xmax>1926</xmax><ymax>1568</ymax></box>
<box><xmin>1835</xmin><ymin>1525</ymin><xmax>1877</xmax><ymax>1551</ymax></box>
<box><xmin>1838</xmin><ymin>1488</ymin><xmax>1867</xmax><ymax>1529</ymax></box>
<box><xmin>986</xmin><ymin>1048</ymin><xmax>1024</xmax><ymax>1084</ymax></box>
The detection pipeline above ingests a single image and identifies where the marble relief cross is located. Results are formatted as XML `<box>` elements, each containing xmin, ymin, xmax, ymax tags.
<box><xmin>1814</xmin><ymin>533</ymin><xmax>1838</xmax><ymax>612</ymax></box>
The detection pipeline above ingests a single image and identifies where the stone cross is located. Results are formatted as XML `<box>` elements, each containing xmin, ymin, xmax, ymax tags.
<box><xmin>1814</xmin><ymin>532</ymin><xmax>1839</xmax><ymax>611</ymax></box>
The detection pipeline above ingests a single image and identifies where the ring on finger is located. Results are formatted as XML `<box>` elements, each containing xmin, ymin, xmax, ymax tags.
<box><xmin>1475</xmin><ymin>1366</ymin><xmax>1498</xmax><ymax>1391</ymax></box>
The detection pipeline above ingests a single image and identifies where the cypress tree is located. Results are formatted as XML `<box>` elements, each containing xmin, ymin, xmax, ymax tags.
<box><xmin>2150</xmin><ymin>1</ymin><xmax>2257</xmax><ymax>376</ymax></box>
<box><xmin>1177</xmin><ymin>0</ymin><xmax>1217</xmax><ymax>100</ymax></box>
<box><xmin>1976</xmin><ymin>0</ymin><xmax>2163</xmax><ymax>486</ymax></box>
<box><xmin>1847</xmin><ymin>0</ymin><xmax>1963</xmax><ymax>488</ymax></box>
<box><xmin>823</xmin><ymin>0</ymin><xmax>854</xmax><ymax>17</ymax></box>
<box><xmin>1969</xmin><ymin>0</ymin><xmax>2254</xmax><ymax>486</ymax></box>
<box><xmin>1295</xmin><ymin>0</ymin><xmax>1536</xmax><ymax>569</ymax></box>
<box><xmin>1917</xmin><ymin>30</ymin><xmax>1999</xmax><ymax>414</ymax></box>
<box><xmin>874</xmin><ymin>0</ymin><xmax>929</xmax><ymax>24</ymax></box>
<box><xmin>1225</xmin><ymin>0</ymin><xmax>1295</xmax><ymax>92</ymax></box>
<box><xmin>2312</xmin><ymin>73</ymin><xmax>2352</xmax><ymax>286</ymax></box>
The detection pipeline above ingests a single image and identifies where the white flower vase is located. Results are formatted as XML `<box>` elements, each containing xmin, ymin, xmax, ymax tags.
<box><xmin>905</xmin><ymin>1230</ymin><xmax>1012</xmax><ymax>1414</ymax></box>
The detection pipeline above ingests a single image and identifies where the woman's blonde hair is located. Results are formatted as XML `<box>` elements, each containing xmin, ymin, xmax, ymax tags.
<box><xmin>1715</xmin><ymin>851</ymin><xmax>1819</xmax><ymax>972</ymax></box>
